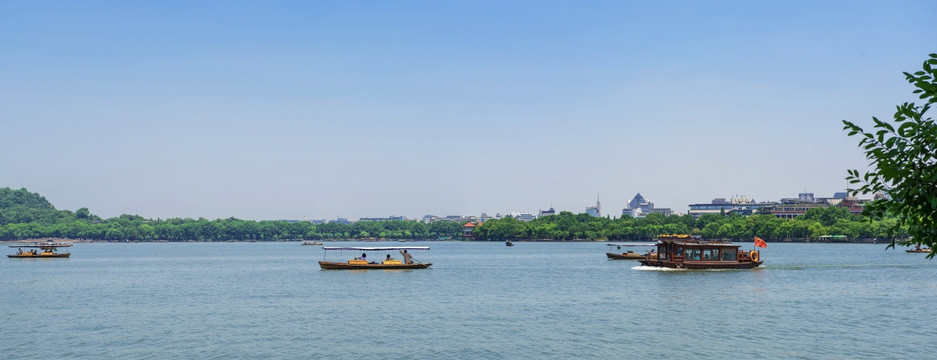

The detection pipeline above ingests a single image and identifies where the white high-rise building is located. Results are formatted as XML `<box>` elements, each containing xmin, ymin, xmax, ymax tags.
<box><xmin>586</xmin><ymin>195</ymin><xmax>601</xmax><ymax>217</ymax></box>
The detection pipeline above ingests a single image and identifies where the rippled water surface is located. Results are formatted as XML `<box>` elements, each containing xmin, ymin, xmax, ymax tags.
<box><xmin>2</xmin><ymin>242</ymin><xmax>935</xmax><ymax>359</ymax></box>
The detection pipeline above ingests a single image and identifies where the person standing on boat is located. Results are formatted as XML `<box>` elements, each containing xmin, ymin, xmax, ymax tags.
<box><xmin>399</xmin><ymin>249</ymin><xmax>413</xmax><ymax>264</ymax></box>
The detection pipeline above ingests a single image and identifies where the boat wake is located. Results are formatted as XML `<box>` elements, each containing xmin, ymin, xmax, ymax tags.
<box><xmin>631</xmin><ymin>266</ymin><xmax>739</xmax><ymax>272</ymax></box>
<box><xmin>631</xmin><ymin>265</ymin><xmax>683</xmax><ymax>271</ymax></box>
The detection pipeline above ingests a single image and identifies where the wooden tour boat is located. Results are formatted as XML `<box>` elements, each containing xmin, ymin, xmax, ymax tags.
<box><xmin>606</xmin><ymin>243</ymin><xmax>655</xmax><ymax>260</ymax></box>
<box><xmin>906</xmin><ymin>247</ymin><xmax>931</xmax><ymax>253</ymax></box>
<box><xmin>301</xmin><ymin>241</ymin><xmax>323</xmax><ymax>246</ymax></box>
<box><xmin>639</xmin><ymin>235</ymin><xmax>763</xmax><ymax>269</ymax></box>
<box><xmin>8</xmin><ymin>242</ymin><xmax>72</xmax><ymax>258</ymax></box>
<box><xmin>506</xmin><ymin>241</ymin><xmax>514</xmax><ymax>247</ymax></box>
<box><xmin>318</xmin><ymin>246</ymin><xmax>432</xmax><ymax>270</ymax></box>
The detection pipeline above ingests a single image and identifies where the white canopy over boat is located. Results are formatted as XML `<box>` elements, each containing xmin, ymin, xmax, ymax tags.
<box><xmin>322</xmin><ymin>246</ymin><xmax>430</xmax><ymax>251</ymax></box>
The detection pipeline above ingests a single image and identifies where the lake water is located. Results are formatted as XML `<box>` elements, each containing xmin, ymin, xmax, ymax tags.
<box><xmin>2</xmin><ymin>242</ymin><xmax>935</xmax><ymax>359</ymax></box>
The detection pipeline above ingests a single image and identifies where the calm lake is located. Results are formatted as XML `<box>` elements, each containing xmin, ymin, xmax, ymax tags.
<box><xmin>2</xmin><ymin>242</ymin><xmax>935</xmax><ymax>359</ymax></box>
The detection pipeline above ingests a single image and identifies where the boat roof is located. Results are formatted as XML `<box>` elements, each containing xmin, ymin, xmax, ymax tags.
<box><xmin>9</xmin><ymin>243</ymin><xmax>72</xmax><ymax>248</ymax></box>
<box><xmin>655</xmin><ymin>239</ymin><xmax>739</xmax><ymax>248</ymax></box>
<box><xmin>323</xmin><ymin>246</ymin><xmax>430</xmax><ymax>251</ymax></box>
<box><xmin>607</xmin><ymin>243</ymin><xmax>656</xmax><ymax>247</ymax></box>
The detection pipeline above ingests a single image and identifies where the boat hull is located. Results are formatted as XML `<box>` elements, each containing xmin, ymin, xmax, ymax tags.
<box><xmin>7</xmin><ymin>253</ymin><xmax>71</xmax><ymax>258</ymax></box>
<box><xmin>606</xmin><ymin>252</ymin><xmax>645</xmax><ymax>260</ymax></box>
<box><xmin>318</xmin><ymin>261</ymin><xmax>432</xmax><ymax>270</ymax></box>
<box><xmin>639</xmin><ymin>259</ymin><xmax>762</xmax><ymax>269</ymax></box>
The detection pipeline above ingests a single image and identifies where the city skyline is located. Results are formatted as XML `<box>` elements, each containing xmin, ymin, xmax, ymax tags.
<box><xmin>2</xmin><ymin>1</ymin><xmax>936</xmax><ymax>220</ymax></box>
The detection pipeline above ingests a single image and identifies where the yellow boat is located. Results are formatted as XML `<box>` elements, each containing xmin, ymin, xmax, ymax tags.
<box><xmin>8</xmin><ymin>242</ymin><xmax>72</xmax><ymax>258</ymax></box>
<box><xmin>318</xmin><ymin>246</ymin><xmax>432</xmax><ymax>270</ymax></box>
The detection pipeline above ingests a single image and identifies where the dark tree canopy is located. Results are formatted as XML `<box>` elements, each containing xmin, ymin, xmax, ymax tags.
<box><xmin>843</xmin><ymin>53</ymin><xmax>937</xmax><ymax>254</ymax></box>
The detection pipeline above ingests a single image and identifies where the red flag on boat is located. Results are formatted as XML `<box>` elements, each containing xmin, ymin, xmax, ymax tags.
<box><xmin>754</xmin><ymin>236</ymin><xmax>767</xmax><ymax>248</ymax></box>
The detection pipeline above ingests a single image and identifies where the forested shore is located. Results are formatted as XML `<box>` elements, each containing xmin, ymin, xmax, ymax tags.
<box><xmin>0</xmin><ymin>187</ymin><xmax>907</xmax><ymax>242</ymax></box>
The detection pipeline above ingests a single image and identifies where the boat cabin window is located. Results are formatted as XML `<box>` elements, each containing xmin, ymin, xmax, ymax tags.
<box><xmin>673</xmin><ymin>246</ymin><xmax>683</xmax><ymax>258</ymax></box>
<box><xmin>702</xmin><ymin>249</ymin><xmax>719</xmax><ymax>261</ymax></box>
<box><xmin>684</xmin><ymin>248</ymin><xmax>701</xmax><ymax>261</ymax></box>
<box><xmin>721</xmin><ymin>249</ymin><xmax>737</xmax><ymax>261</ymax></box>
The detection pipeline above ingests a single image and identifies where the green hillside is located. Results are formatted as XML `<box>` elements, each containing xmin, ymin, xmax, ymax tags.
<box><xmin>0</xmin><ymin>187</ymin><xmax>78</xmax><ymax>226</ymax></box>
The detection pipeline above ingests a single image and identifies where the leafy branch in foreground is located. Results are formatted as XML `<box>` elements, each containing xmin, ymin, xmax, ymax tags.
<box><xmin>843</xmin><ymin>53</ymin><xmax>937</xmax><ymax>255</ymax></box>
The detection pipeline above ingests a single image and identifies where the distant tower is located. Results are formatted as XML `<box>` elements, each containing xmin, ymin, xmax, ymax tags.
<box><xmin>586</xmin><ymin>194</ymin><xmax>602</xmax><ymax>217</ymax></box>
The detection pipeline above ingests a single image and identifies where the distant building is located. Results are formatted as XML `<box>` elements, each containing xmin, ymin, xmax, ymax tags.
<box><xmin>622</xmin><ymin>193</ymin><xmax>672</xmax><ymax>218</ymax></box>
<box><xmin>586</xmin><ymin>195</ymin><xmax>602</xmax><ymax>217</ymax></box>
<box><xmin>330</xmin><ymin>218</ymin><xmax>351</xmax><ymax>225</ymax></box>
<box><xmin>687</xmin><ymin>196</ymin><xmax>775</xmax><ymax>218</ymax></box>
<box><xmin>799</xmin><ymin>192</ymin><xmax>815</xmax><ymax>202</ymax></box>
<box><xmin>765</xmin><ymin>192</ymin><xmax>871</xmax><ymax>219</ymax></box>
<box><xmin>766</xmin><ymin>200</ymin><xmax>826</xmax><ymax>219</ymax></box>
<box><xmin>357</xmin><ymin>216</ymin><xmax>408</xmax><ymax>222</ymax></box>
<box><xmin>539</xmin><ymin>207</ymin><xmax>556</xmax><ymax>217</ymax></box>
<box><xmin>839</xmin><ymin>197</ymin><xmax>870</xmax><ymax>216</ymax></box>
<box><xmin>462</xmin><ymin>222</ymin><xmax>478</xmax><ymax>238</ymax></box>
<box><xmin>480</xmin><ymin>213</ymin><xmax>494</xmax><ymax>222</ymax></box>
<box><xmin>647</xmin><ymin>208</ymin><xmax>674</xmax><ymax>216</ymax></box>
<box><xmin>422</xmin><ymin>215</ymin><xmax>477</xmax><ymax>223</ymax></box>
<box><xmin>516</xmin><ymin>213</ymin><xmax>536</xmax><ymax>222</ymax></box>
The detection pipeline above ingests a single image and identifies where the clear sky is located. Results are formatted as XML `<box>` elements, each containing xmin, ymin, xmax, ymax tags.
<box><xmin>2</xmin><ymin>1</ymin><xmax>935</xmax><ymax>220</ymax></box>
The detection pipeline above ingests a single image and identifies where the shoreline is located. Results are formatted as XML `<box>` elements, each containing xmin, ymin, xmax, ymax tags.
<box><xmin>0</xmin><ymin>238</ymin><xmax>899</xmax><ymax>244</ymax></box>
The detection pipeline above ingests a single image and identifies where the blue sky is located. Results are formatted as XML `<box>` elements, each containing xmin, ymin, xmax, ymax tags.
<box><xmin>2</xmin><ymin>1</ymin><xmax>935</xmax><ymax>220</ymax></box>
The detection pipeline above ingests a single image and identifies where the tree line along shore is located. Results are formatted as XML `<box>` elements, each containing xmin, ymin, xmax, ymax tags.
<box><xmin>0</xmin><ymin>187</ymin><xmax>907</xmax><ymax>243</ymax></box>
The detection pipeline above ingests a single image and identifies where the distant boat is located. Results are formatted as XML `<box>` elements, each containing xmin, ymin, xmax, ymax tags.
<box><xmin>605</xmin><ymin>243</ymin><xmax>654</xmax><ymax>260</ymax></box>
<box><xmin>505</xmin><ymin>241</ymin><xmax>514</xmax><ymax>247</ymax></box>
<box><xmin>907</xmin><ymin>247</ymin><xmax>931</xmax><ymax>253</ymax></box>
<box><xmin>301</xmin><ymin>242</ymin><xmax>323</xmax><ymax>246</ymax></box>
<box><xmin>8</xmin><ymin>241</ymin><xmax>72</xmax><ymax>258</ymax></box>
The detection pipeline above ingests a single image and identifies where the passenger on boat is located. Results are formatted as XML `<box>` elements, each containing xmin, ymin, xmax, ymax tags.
<box><xmin>356</xmin><ymin>253</ymin><xmax>367</xmax><ymax>261</ymax></box>
<box><xmin>386</xmin><ymin>254</ymin><xmax>392</xmax><ymax>261</ymax></box>
<box><xmin>400</xmin><ymin>249</ymin><xmax>413</xmax><ymax>264</ymax></box>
